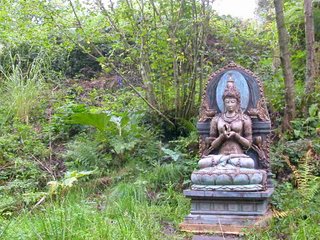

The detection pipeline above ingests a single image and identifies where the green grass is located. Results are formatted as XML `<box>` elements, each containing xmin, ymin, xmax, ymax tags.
<box><xmin>0</xmin><ymin>54</ymin><xmax>44</xmax><ymax>124</ymax></box>
<box><xmin>0</xmin><ymin>167</ymin><xmax>191</xmax><ymax>240</ymax></box>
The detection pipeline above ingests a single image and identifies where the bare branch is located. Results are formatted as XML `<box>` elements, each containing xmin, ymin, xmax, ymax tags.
<box><xmin>48</xmin><ymin>6</ymin><xmax>175</xmax><ymax>127</ymax></box>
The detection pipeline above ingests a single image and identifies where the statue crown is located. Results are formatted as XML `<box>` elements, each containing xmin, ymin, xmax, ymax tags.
<box><xmin>222</xmin><ymin>73</ymin><xmax>241</xmax><ymax>103</ymax></box>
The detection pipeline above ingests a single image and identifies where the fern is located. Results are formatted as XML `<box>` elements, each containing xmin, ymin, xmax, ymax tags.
<box><xmin>297</xmin><ymin>148</ymin><xmax>320</xmax><ymax>204</ymax></box>
<box><xmin>272</xmin><ymin>208</ymin><xmax>289</xmax><ymax>218</ymax></box>
<box><xmin>273</xmin><ymin>142</ymin><xmax>320</xmax><ymax>224</ymax></box>
<box><xmin>64</xmin><ymin>137</ymin><xmax>103</xmax><ymax>170</ymax></box>
<box><xmin>284</xmin><ymin>144</ymin><xmax>320</xmax><ymax>205</ymax></box>
<box><xmin>283</xmin><ymin>155</ymin><xmax>300</xmax><ymax>186</ymax></box>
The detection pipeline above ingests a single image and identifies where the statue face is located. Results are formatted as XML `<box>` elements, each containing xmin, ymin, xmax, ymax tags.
<box><xmin>224</xmin><ymin>97</ymin><xmax>238</xmax><ymax>112</ymax></box>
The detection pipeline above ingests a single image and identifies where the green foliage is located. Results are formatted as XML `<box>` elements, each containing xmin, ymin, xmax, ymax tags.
<box><xmin>252</xmin><ymin>132</ymin><xmax>320</xmax><ymax>239</ymax></box>
<box><xmin>0</xmin><ymin>0</ymin><xmax>319</xmax><ymax>239</ymax></box>
<box><xmin>297</xmin><ymin>156</ymin><xmax>320</xmax><ymax>204</ymax></box>
<box><xmin>67</xmin><ymin>109</ymin><xmax>161</xmax><ymax>170</ymax></box>
<box><xmin>0</xmin><ymin>54</ymin><xmax>45</xmax><ymax>124</ymax></box>
<box><xmin>47</xmin><ymin>170</ymin><xmax>95</xmax><ymax>196</ymax></box>
<box><xmin>264</xmin><ymin>124</ymin><xmax>320</xmax><ymax>239</ymax></box>
<box><xmin>102</xmin><ymin>88</ymin><xmax>147</xmax><ymax>113</ymax></box>
<box><xmin>314</xmin><ymin>2</ymin><xmax>320</xmax><ymax>41</ymax></box>
<box><xmin>0</xmin><ymin>120</ymin><xmax>49</xmax><ymax>216</ymax></box>
<box><xmin>0</xmin><ymin>182</ymin><xmax>189</xmax><ymax>239</ymax></box>
<box><xmin>169</xmin><ymin>129</ymin><xmax>199</xmax><ymax>156</ymax></box>
<box><xmin>161</xmin><ymin>147</ymin><xmax>181</xmax><ymax>162</ymax></box>
<box><xmin>212</xmin><ymin>15</ymin><xmax>273</xmax><ymax>70</ymax></box>
<box><xmin>64</xmin><ymin>134</ymin><xmax>111</xmax><ymax>171</ymax></box>
<box><xmin>287</xmin><ymin>104</ymin><xmax>320</xmax><ymax>140</ymax></box>
<box><xmin>264</xmin><ymin>73</ymin><xmax>285</xmax><ymax>113</ymax></box>
<box><xmin>68</xmin><ymin>112</ymin><xmax>112</xmax><ymax>132</ymax></box>
<box><xmin>250</xmin><ymin>182</ymin><xmax>320</xmax><ymax>239</ymax></box>
<box><xmin>44</xmin><ymin>99</ymin><xmax>88</xmax><ymax>143</ymax></box>
<box><xmin>109</xmin><ymin>181</ymin><xmax>148</xmax><ymax>204</ymax></box>
<box><xmin>143</xmin><ymin>164</ymin><xmax>186</xmax><ymax>191</ymax></box>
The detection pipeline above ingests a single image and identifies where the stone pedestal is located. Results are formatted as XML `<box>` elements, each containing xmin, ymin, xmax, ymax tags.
<box><xmin>180</xmin><ymin>188</ymin><xmax>274</xmax><ymax>234</ymax></box>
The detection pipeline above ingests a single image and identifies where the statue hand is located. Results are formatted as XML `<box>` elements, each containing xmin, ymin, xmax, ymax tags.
<box><xmin>225</xmin><ymin>131</ymin><xmax>238</xmax><ymax>139</ymax></box>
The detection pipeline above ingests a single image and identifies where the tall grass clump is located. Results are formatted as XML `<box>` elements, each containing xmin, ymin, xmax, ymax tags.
<box><xmin>0</xmin><ymin>53</ymin><xmax>44</xmax><ymax>124</ymax></box>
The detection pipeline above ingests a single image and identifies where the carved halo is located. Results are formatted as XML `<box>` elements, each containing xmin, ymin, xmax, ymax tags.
<box><xmin>199</xmin><ymin>62</ymin><xmax>269</xmax><ymax>122</ymax></box>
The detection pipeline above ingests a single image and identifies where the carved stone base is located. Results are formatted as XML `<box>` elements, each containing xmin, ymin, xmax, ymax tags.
<box><xmin>191</xmin><ymin>184</ymin><xmax>265</xmax><ymax>191</ymax></box>
<box><xmin>180</xmin><ymin>188</ymin><xmax>274</xmax><ymax>234</ymax></box>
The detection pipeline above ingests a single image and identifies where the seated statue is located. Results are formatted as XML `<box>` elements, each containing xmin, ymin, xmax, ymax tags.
<box><xmin>191</xmin><ymin>77</ymin><xmax>267</xmax><ymax>191</ymax></box>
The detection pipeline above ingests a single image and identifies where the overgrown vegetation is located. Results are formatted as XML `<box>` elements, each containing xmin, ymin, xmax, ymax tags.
<box><xmin>0</xmin><ymin>0</ymin><xmax>319</xmax><ymax>239</ymax></box>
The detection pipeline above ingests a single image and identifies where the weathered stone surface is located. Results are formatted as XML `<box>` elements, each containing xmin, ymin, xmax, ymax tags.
<box><xmin>192</xmin><ymin>234</ymin><xmax>242</xmax><ymax>240</ymax></box>
<box><xmin>191</xmin><ymin>167</ymin><xmax>267</xmax><ymax>190</ymax></box>
<box><xmin>180</xmin><ymin>211</ymin><xmax>272</xmax><ymax>234</ymax></box>
<box><xmin>216</xmin><ymin>174</ymin><xmax>233</xmax><ymax>185</ymax></box>
<box><xmin>184</xmin><ymin>188</ymin><xmax>273</xmax><ymax>199</ymax></box>
<box><xmin>181</xmin><ymin>63</ymin><xmax>274</xmax><ymax>234</ymax></box>
<box><xmin>233</xmin><ymin>174</ymin><xmax>249</xmax><ymax>185</ymax></box>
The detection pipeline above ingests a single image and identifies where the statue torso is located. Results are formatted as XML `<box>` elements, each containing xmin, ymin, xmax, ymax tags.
<box><xmin>216</xmin><ymin>114</ymin><xmax>245</xmax><ymax>155</ymax></box>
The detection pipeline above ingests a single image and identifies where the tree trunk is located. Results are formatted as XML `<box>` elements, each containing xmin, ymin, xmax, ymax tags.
<box><xmin>304</xmin><ymin>0</ymin><xmax>316</xmax><ymax>96</ymax></box>
<box><xmin>198</xmin><ymin>0</ymin><xmax>210</xmax><ymax>105</ymax></box>
<box><xmin>274</xmin><ymin>0</ymin><xmax>296</xmax><ymax>130</ymax></box>
<box><xmin>315</xmin><ymin>42</ymin><xmax>320</xmax><ymax>78</ymax></box>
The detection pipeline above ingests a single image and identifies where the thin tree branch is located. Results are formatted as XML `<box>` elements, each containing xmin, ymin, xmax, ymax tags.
<box><xmin>51</xmin><ymin>3</ymin><xmax>175</xmax><ymax>127</ymax></box>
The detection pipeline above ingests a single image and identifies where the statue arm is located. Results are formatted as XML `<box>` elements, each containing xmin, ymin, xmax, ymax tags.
<box><xmin>208</xmin><ymin>116</ymin><xmax>225</xmax><ymax>150</ymax></box>
<box><xmin>210</xmin><ymin>134</ymin><xmax>225</xmax><ymax>150</ymax></box>
<box><xmin>235</xmin><ymin>116</ymin><xmax>252</xmax><ymax>149</ymax></box>
<box><xmin>209</xmin><ymin>116</ymin><xmax>218</xmax><ymax>137</ymax></box>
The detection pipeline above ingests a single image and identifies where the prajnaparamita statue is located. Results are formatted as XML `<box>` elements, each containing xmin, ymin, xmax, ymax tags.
<box><xmin>181</xmin><ymin>63</ymin><xmax>273</xmax><ymax>234</ymax></box>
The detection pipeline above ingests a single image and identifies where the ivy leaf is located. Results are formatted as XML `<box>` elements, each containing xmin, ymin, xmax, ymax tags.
<box><xmin>308</xmin><ymin>104</ymin><xmax>318</xmax><ymax>118</ymax></box>
<box><xmin>294</xmin><ymin>130</ymin><xmax>302</xmax><ymax>138</ymax></box>
<box><xmin>63</xmin><ymin>177</ymin><xmax>78</xmax><ymax>187</ymax></box>
<box><xmin>161</xmin><ymin>147</ymin><xmax>181</xmax><ymax>161</ymax></box>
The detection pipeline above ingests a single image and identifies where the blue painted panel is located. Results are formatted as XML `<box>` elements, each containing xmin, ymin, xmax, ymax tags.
<box><xmin>216</xmin><ymin>70</ymin><xmax>249</xmax><ymax>112</ymax></box>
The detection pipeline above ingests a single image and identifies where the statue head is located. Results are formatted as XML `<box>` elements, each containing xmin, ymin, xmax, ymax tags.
<box><xmin>222</xmin><ymin>74</ymin><xmax>241</xmax><ymax>112</ymax></box>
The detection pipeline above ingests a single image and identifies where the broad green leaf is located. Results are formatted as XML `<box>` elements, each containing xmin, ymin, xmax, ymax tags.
<box><xmin>67</xmin><ymin>112</ymin><xmax>111</xmax><ymax>131</ymax></box>
<box><xmin>120</xmin><ymin>114</ymin><xmax>130</xmax><ymax>128</ymax></box>
<box><xmin>161</xmin><ymin>147</ymin><xmax>181</xmax><ymax>161</ymax></box>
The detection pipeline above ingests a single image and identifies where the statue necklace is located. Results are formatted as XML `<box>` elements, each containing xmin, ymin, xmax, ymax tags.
<box><xmin>222</xmin><ymin>112</ymin><xmax>240</xmax><ymax>123</ymax></box>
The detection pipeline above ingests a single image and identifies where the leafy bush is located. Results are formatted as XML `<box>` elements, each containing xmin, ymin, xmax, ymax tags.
<box><xmin>67</xmin><ymin>110</ymin><xmax>162</xmax><ymax>168</ymax></box>
<box><xmin>271</xmin><ymin>103</ymin><xmax>320</xmax><ymax>179</ymax></box>
<box><xmin>47</xmin><ymin>170</ymin><xmax>95</xmax><ymax>197</ymax></box>
<box><xmin>43</xmin><ymin>99</ymin><xmax>88</xmax><ymax>143</ymax></box>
